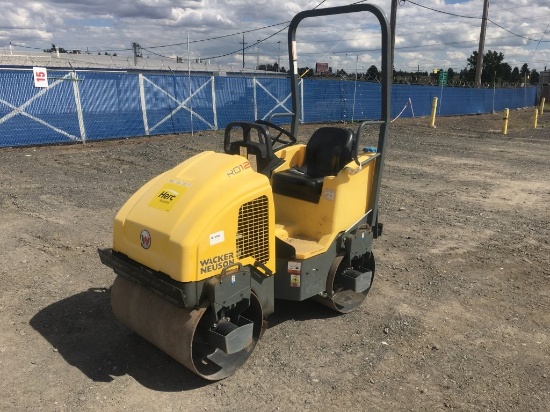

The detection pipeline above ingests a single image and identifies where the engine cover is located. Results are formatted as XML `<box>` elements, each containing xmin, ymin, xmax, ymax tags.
<box><xmin>112</xmin><ymin>151</ymin><xmax>275</xmax><ymax>283</ymax></box>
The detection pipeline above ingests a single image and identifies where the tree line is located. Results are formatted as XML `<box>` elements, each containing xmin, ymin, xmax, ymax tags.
<box><xmin>258</xmin><ymin>50</ymin><xmax>541</xmax><ymax>86</ymax></box>
<box><xmin>43</xmin><ymin>44</ymin><xmax>117</xmax><ymax>56</ymax></box>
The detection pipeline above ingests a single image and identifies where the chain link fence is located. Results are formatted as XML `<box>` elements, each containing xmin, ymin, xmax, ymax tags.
<box><xmin>0</xmin><ymin>68</ymin><xmax>537</xmax><ymax>147</ymax></box>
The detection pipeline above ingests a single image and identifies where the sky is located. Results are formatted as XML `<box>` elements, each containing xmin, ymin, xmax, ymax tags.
<box><xmin>0</xmin><ymin>0</ymin><xmax>549</xmax><ymax>74</ymax></box>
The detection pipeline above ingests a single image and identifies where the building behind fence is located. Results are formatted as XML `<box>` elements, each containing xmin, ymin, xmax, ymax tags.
<box><xmin>0</xmin><ymin>68</ymin><xmax>537</xmax><ymax>147</ymax></box>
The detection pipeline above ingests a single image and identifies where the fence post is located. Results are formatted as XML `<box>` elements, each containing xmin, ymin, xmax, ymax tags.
<box><xmin>502</xmin><ymin>108</ymin><xmax>509</xmax><ymax>135</ymax></box>
<box><xmin>533</xmin><ymin>108</ymin><xmax>539</xmax><ymax>129</ymax></box>
<box><xmin>138</xmin><ymin>74</ymin><xmax>150</xmax><ymax>136</ymax></box>
<box><xmin>429</xmin><ymin>97</ymin><xmax>438</xmax><ymax>128</ymax></box>
<box><xmin>539</xmin><ymin>97</ymin><xmax>545</xmax><ymax>115</ymax></box>
<box><xmin>71</xmin><ymin>71</ymin><xmax>87</xmax><ymax>143</ymax></box>
<box><xmin>300</xmin><ymin>79</ymin><xmax>304</xmax><ymax>123</ymax></box>
<box><xmin>211</xmin><ymin>76</ymin><xmax>218</xmax><ymax>130</ymax></box>
<box><xmin>253</xmin><ymin>78</ymin><xmax>258</xmax><ymax>120</ymax></box>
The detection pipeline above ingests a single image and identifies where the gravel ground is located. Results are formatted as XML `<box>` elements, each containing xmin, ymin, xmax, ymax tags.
<box><xmin>1</xmin><ymin>108</ymin><xmax>549</xmax><ymax>411</ymax></box>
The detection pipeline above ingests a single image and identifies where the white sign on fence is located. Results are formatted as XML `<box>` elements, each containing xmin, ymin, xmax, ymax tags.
<box><xmin>32</xmin><ymin>67</ymin><xmax>49</xmax><ymax>88</ymax></box>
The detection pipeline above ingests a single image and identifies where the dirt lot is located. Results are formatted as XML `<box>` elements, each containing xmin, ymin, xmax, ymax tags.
<box><xmin>1</xmin><ymin>109</ymin><xmax>549</xmax><ymax>411</ymax></box>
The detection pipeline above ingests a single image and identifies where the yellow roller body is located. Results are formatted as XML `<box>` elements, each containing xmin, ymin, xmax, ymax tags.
<box><xmin>112</xmin><ymin>151</ymin><xmax>276</xmax><ymax>283</ymax></box>
<box><xmin>108</xmin><ymin>151</ymin><xmax>274</xmax><ymax>380</ymax></box>
<box><xmin>272</xmin><ymin>144</ymin><xmax>377</xmax><ymax>259</ymax></box>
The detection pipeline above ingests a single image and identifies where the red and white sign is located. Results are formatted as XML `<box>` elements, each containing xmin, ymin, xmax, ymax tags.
<box><xmin>315</xmin><ymin>62</ymin><xmax>329</xmax><ymax>74</ymax></box>
<box><xmin>33</xmin><ymin>67</ymin><xmax>49</xmax><ymax>88</ymax></box>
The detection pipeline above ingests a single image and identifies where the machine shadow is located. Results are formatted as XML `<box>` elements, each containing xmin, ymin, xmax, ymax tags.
<box><xmin>267</xmin><ymin>298</ymin><xmax>341</xmax><ymax>329</ymax></box>
<box><xmin>29</xmin><ymin>287</ymin><xmax>207</xmax><ymax>391</ymax></box>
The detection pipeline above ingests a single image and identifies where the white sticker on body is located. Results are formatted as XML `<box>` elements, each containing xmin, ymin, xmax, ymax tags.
<box><xmin>288</xmin><ymin>261</ymin><xmax>301</xmax><ymax>274</ymax></box>
<box><xmin>209</xmin><ymin>230</ymin><xmax>225</xmax><ymax>245</ymax></box>
<box><xmin>323</xmin><ymin>189</ymin><xmax>335</xmax><ymax>201</ymax></box>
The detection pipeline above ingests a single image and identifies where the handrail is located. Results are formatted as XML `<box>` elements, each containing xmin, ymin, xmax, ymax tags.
<box><xmin>353</xmin><ymin>120</ymin><xmax>387</xmax><ymax>166</ymax></box>
<box><xmin>344</xmin><ymin>152</ymin><xmax>380</xmax><ymax>174</ymax></box>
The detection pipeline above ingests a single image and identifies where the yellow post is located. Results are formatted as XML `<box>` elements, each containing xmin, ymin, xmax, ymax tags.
<box><xmin>533</xmin><ymin>108</ymin><xmax>539</xmax><ymax>129</ymax></box>
<box><xmin>429</xmin><ymin>96</ymin><xmax>438</xmax><ymax>128</ymax></box>
<box><xmin>539</xmin><ymin>97</ymin><xmax>545</xmax><ymax>115</ymax></box>
<box><xmin>502</xmin><ymin>108</ymin><xmax>509</xmax><ymax>135</ymax></box>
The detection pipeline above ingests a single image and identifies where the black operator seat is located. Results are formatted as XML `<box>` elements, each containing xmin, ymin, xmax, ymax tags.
<box><xmin>272</xmin><ymin>126</ymin><xmax>354</xmax><ymax>203</ymax></box>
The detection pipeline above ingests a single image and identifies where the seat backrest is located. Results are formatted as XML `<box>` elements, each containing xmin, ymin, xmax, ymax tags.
<box><xmin>304</xmin><ymin>127</ymin><xmax>354</xmax><ymax>178</ymax></box>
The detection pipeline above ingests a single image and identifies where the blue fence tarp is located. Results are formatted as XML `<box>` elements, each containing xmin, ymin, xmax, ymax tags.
<box><xmin>0</xmin><ymin>69</ymin><xmax>537</xmax><ymax>147</ymax></box>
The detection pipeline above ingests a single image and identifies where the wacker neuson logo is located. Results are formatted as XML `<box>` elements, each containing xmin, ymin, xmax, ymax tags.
<box><xmin>140</xmin><ymin>230</ymin><xmax>151</xmax><ymax>249</ymax></box>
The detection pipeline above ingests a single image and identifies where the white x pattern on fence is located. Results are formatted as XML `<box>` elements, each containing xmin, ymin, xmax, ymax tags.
<box><xmin>254</xmin><ymin>78</ymin><xmax>303</xmax><ymax>123</ymax></box>
<box><xmin>140</xmin><ymin>74</ymin><xmax>216</xmax><ymax>135</ymax></box>
<box><xmin>0</xmin><ymin>72</ymin><xmax>85</xmax><ymax>142</ymax></box>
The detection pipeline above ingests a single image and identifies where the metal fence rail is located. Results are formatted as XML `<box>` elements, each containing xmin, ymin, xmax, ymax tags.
<box><xmin>0</xmin><ymin>69</ymin><xmax>537</xmax><ymax>147</ymax></box>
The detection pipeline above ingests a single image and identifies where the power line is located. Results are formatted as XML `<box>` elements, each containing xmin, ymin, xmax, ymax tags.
<box><xmin>528</xmin><ymin>22</ymin><xmax>550</xmax><ymax>64</ymax></box>
<box><xmin>488</xmin><ymin>18</ymin><xmax>550</xmax><ymax>42</ymax></box>
<box><xmin>404</xmin><ymin>0</ymin><xmax>550</xmax><ymax>43</ymax></box>
<box><xmin>198</xmin><ymin>0</ymin><xmax>330</xmax><ymax>62</ymax></box>
<box><xmin>141</xmin><ymin>47</ymin><xmax>173</xmax><ymax>60</ymax></box>
<box><xmin>1</xmin><ymin>1</ymin><xmax>358</xmax><ymax>56</ymax></box>
<box><xmin>144</xmin><ymin>21</ymin><xmax>290</xmax><ymax>50</ymax></box>
<box><xmin>404</xmin><ymin>0</ymin><xmax>481</xmax><ymax>19</ymax></box>
<box><xmin>9</xmin><ymin>0</ymin><xmax>550</xmax><ymax>69</ymax></box>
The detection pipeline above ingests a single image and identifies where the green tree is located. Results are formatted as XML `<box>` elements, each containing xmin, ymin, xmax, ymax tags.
<box><xmin>367</xmin><ymin>65</ymin><xmax>379</xmax><ymax>81</ymax></box>
<box><xmin>467</xmin><ymin>51</ymin><xmax>477</xmax><ymax>69</ymax></box>
<box><xmin>483</xmin><ymin>50</ymin><xmax>505</xmax><ymax>82</ymax></box>
<box><xmin>459</xmin><ymin>68</ymin><xmax>474</xmax><ymax>82</ymax></box>
<box><xmin>511</xmin><ymin>67</ymin><xmax>521</xmax><ymax>83</ymax></box>
<box><xmin>447</xmin><ymin>68</ymin><xmax>455</xmax><ymax>82</ymax></box>
<box><xmin>520</xmin><ymin>63</ymin><xmax>530</xmax><ymax>77</ymax></box>
<box><xmin>499</xmin><ymin>63</ymin><xmax>512</xmax><ymax>82</ymax></box>
<box><xmin>43</xmin><ymin>43</ymin><xmax>67</xmax><ymax>53</ymax></box>
<box><xmin>530</xmin><ymin>69</ymin><xmax>539</xmax><ymax>84</ymax></box>
<box><xmin>257</xmin><ymin>63</ymin><xmax>278</xmax><ymax>71</ymax></box>
<box><xmin>465</xmin><ymin>50</ymin><xmax>511</xmax><ymax>83</ymax></box>
<box><xmin>335</xmin><ymin>68</ymin><xmax>348</xmax><ymax>78</ymax></box>
<box><xmin>520</xmin><ymin>63</ymin><xmax>531</xmax><ymax>85</ymax></box>
<box><xmin>298</xmin><ymin>67</ymin><xmax>314</xmax><ymax>77</ymax></box>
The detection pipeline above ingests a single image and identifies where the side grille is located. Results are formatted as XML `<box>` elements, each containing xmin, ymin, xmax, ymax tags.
<box><xmin>236</xmin><ymin>195</ymin><xmax>269</xmax><ymax>264</ymax></box>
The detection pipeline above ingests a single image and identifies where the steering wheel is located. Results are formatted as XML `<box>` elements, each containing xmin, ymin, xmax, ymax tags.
<box><xmin>254</xmin><ymin>120</ymin><xmax>296</xmax><ymax>150</ymax></box>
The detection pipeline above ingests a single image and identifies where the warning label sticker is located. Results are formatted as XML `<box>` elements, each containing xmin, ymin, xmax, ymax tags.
<box><xmin>323</xmin><ymin>189</ymin><xmax>335</xmax><ymax>201</ymax></box>
<box><xmin>290</xmin><ymin>274</ymin><xmax>301</xmax><ymax>288</ymax></box>
<box><xmin>288</xmin><ymin>261</ymin><xmax>301</xmax><ymax>274</ymax></box>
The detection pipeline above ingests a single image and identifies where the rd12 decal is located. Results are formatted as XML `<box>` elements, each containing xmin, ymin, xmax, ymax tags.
<box><xmin>226</xmin><ymin>161</ymin><xmax>251</xmax><ymax>177</ymax></box>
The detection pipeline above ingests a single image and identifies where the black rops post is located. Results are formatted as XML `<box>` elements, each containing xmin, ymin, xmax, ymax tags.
<box><xmin>286</xmin><ymin>4</ymin><xmax>392</xmax><ymax>238</ymax></box>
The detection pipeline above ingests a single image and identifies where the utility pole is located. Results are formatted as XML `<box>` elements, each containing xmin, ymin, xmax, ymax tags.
<box><xmin>242</xmin><ymin>35</ymin><xmax>247</xmax><ymax>69</ymax></box>
<box><xmin>475</xmin><ymin>0</ymin><xmax>490</xmax><ymax>87</ymax></box>
<box><xmin>257</xmin><ymin>40</ymin><xmax>260</xmax><ymax>70</ymax></box>
<box><xmin>390</xmin><ymin>0</ymin><xmax>397</xmax><ymax>71</ymax></box>
<box><xmin>277</xmin><ymin>41</ymin><xmax>281</xmax><ymax>72</ymax></box>
<box><xmin>132</xmin><ymin>42</ymin><xmax>141</xmax><ymax>66</ymax></box>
